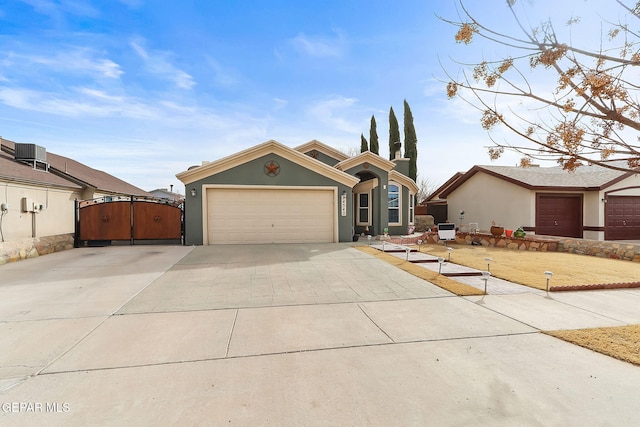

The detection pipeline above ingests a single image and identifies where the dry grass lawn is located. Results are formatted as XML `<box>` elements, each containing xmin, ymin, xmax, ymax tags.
<box><xmin>357</xmin><ymin>243</ymin><xmax>640</xmax><ymax>366</ymax></box>
<box><xmin>545</xmin><ymin>325</ymin><xmax>640</xmax><ymax>366</ymax></box>
<box><xmin>416</xmin><ymin>243</ymin><xmax>640</xmax><ymax>290</ymax></box>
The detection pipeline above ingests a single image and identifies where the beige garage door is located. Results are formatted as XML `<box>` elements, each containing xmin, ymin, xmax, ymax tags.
<box><xmin>206</xmin><ymin>187</ymin><xmax>336</xmax><ymax>244</ymax></box>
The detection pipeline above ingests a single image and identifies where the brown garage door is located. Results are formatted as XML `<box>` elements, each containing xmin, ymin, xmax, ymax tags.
<box><xmin>605</xmin><ymin>196</ymin><xmax>640</xmax><ymax>240</ymax></box>
<box><xmin>536</xmin><ymin>193</ymin><xmax>583</xmax><ymax>238</ymax></box>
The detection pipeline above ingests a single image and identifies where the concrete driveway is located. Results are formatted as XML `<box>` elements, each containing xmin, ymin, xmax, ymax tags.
<box><xmin>1</xmin><ymin>244</ymin><xmax>640</xmax><ymax>426</ymax></box>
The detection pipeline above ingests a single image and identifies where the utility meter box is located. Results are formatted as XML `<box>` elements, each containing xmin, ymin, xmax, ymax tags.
<box><xmin>21</xmin><ymin>197</ymin><xmax>34</xmax><ymax>213</ymax></box>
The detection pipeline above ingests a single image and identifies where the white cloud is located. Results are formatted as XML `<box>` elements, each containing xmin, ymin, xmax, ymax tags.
<box><xmin>117</xmin><ymin>0</ymin><xmax>143</xmax><ymax>8</ymax></box>
<box><xmin>3</xmin><ymin>48</ymin><xmax>123</xmax><ymax>79</ymax></box>
<box><xmin>204</xmin><ymin>55</ymin><xmax>237</xmax><ymax>87</ymax></box>
<box><xmin>273</xmin><ymin>98</ymin><xmax>288</xmax><ymax>110</ymax></box>
<box><xmin>0</xmin><ymin>87</ymin><xmax>155</xmax><ymax>118</ymax></box>
<box><xmin>306</xmin><ymin>95</ymin><xmax>360</xmax><ymax>133</ymax></box>
<box><xmin>130</xmin><ymin>38</ymin><xmax>196</xmax><ymax>90</ymax></box>
<box><xmin>289</xmin><ymin>30</ymin><xmax>346</xmax><ymax>58</ymax></box>
<box><xmin>20</xmin><ymin>0</ymin><xmax>99</xmax><ymax>19</ymax></box>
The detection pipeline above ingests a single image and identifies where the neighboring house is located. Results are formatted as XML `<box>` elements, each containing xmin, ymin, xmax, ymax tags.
<box><xmin>176</xmin><ymin>139</ymin><xmax>419</xmax><ymax>244</ymax></box>
<box><xmin>426</xmin><ymin>163</ymin><xmax>640</xmax><ymax>241</ymax></box>
<box><xmin>149</xmin><ymin>187</ymin><xmax>184</xmax><ymax>203</ymax></box>
<box><xmin>0</xmin><ymin>137</ymin><xmax>150</xmax><ymax>243</ymax></box>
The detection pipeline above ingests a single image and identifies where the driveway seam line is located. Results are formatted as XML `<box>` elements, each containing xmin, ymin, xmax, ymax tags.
<box><xmin>225</xmin><ymin>309</ymin><xmax>239</xmax><ymax>358</ymax></box>
<box><xmin>115</xmin><ymin>295</ymin><xmax>457</xmax><ymax>316</ymax></box>
<box><xmin>37</xmin><ymin>331</ymin><xmax>541</xmax><ymax>376</ymax></box>
<box><xmin>356</xmin><ymin>303</ymin><xmax>396</xmax><ymax>343</ymax></box>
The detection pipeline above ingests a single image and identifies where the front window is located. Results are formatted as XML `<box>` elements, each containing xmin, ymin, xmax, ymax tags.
<box><xmin>357</xmin><ymin>192</ymin><xmax>370</xmax><ymax>225</ymax></box>
<box><xmin>388</xmin><ymin>183</ymin><xmax>400</xmax><ymax>225</ymax></box>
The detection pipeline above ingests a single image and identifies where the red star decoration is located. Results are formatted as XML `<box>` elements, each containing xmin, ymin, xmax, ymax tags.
<box><xmin>265</xmin><ymin>160</ymin><xmax>280</xmax><ymax>176</ymax></box>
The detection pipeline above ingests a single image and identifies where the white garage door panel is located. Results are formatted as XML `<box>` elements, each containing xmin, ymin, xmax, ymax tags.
<box><xmin>206</xmin><ymin>188</ymin><xmax>335</xmax><ymax>244</ymax></box>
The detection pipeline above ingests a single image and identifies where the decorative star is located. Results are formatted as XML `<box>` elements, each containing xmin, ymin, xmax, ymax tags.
<box><xmin>265</xmin><ymin>160</ymin><xmax>280</xmax><ymax>176</ymax></box>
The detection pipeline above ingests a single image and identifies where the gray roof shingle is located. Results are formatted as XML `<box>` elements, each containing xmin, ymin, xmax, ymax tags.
<box><xmin>436</xmin><ymin>162</ymin><xmax>637</xmax><ymax>199</ymax></box>
<box><xmin>478</xmin><ymin>164</ymin><xmax>629</xmax><ymax>188</ymax></box>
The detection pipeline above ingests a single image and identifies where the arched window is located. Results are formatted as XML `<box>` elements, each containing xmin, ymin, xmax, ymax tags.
<box><xmin>388</xmin><ymin>183</ymin><xmax>400</xmax><ymax>225</ymax></box>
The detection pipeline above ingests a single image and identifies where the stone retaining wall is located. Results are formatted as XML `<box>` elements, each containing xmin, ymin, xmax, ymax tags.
<box><xmin>557</xmin><ymin>238</ymin><xmax>640</xmax><ymax>262</ymax></box>
<box><xmin>387</xmin><ymin>231</ymin><xmax>640</xmax><ymax>263</ymax></box>
<box><xmin>0</xmin><ymin>234</ymin><xmax>75</xmax><ymax>266</ymax></box>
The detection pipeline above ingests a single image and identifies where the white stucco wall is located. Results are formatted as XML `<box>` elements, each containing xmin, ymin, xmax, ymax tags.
<box><xmin>583</xmin><ymin>191</ymin><xmax>601</xmax><ymax>240</ymax></box>
<box><xmin>605</xmin><ymin>173</ymin><xmax>640</xmax><ymax>196</ymax></box>
<box><xmin>446</xmin><ymin>172</ymin><xmax>533</xmax><ymax>232</ymax></box>
<box><xmin>1</xmin><ymin>181</ymin><xmax>81</xmax><ymax>241</ymax></box>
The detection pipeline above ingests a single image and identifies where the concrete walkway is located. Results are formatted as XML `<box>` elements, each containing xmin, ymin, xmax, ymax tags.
<box><xmin>1</xmin><ymin>244</ymin><xmax>640</xmax><ymax>426</ymax></box>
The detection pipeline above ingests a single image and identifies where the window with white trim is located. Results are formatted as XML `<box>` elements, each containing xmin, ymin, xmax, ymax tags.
<box><xmin>357</xmin><ymin>192</ymin><xmax>371</xmax><ymax>225</ymax></box>
<box><xmin>388</xmin><ymin>183</ymin><xmax>400</xmax><ymax>225</ymax></box>
<box><xmin>409</xmin><ymin>193</ymin><xmax>415</xmax><ymax>224</ymax></box>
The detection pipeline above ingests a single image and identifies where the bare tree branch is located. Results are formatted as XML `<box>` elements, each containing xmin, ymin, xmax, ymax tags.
<box><xmin>443</xmin><ymin>0</ymin><xmax>640</xmax><ymax>172</ymax></box>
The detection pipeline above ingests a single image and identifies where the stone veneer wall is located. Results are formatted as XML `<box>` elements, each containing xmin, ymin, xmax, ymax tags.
<box><xmin>387</xmin><ymin>232</ymin><xmax>640</xmax><ymax>263</ymax></box>
<box><xmin>556</xmin><ymin>238</ymin><xmax>640</xmax><ymax>262</ymax></box>
<box><xmin>0</xmin><ymin>233</ymin><xmax>74</xmax><ymax>265</ymax></box>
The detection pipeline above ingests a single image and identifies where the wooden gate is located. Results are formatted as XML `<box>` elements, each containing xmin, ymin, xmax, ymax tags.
<box><xmin>75</xmin><ymin>196</ymin><xmax>183</xmax><ymax>246</ymax></box>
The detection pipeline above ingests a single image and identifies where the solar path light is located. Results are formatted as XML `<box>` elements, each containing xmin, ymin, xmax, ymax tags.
<box><xmin>481</xmin><ymin>271</ymin><xmax>491</xmax><ymax>294</ymax></box>
<box><xmin>544</xmin><ymin>271</ymin><xmax>554</xmax><ymax>293</ymax></box>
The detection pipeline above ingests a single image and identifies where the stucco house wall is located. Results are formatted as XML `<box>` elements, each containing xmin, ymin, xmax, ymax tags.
<box><xmin>1</xmin><ymin>182</ymin><xmax>81</xmax><ymax>241</ymax></box>
<box><xmin>183</xmin><ymin>152</ymin><xmax>355</xmax><ymax>245</ymax></box>
<box><xmin>445</xmin><ymin>172</ymin><xmax>532</xmax><ymax>232</ymax></box>
<box><xmin>583</xmin><ymin>191</ymin><xmax>602</xmax><ymax>240</ymax></box>
<box><xmin>430</xmin><ymin>162</ymin><xmax>640</xmax><ymax>241</ymax></box>
<box><xmin>1</xmin><ymin>137</ymin><xmax>151</xmax><ymax>262</ymax></box>
<box><xmin>178</xmin><ymin>140</ymin><xmax>419</xmax><ymax>245</ymax></box>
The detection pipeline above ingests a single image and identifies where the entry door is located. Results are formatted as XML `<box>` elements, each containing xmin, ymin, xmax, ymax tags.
<box><xmin>536</xmin><ymin>194</ymin><xmax>583</xmax><ymax>238</ymax></box>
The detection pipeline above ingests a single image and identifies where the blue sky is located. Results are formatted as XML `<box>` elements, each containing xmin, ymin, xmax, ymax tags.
<box><xmin>0</xmin><ymin>0</ymin><xmax>616</xmax><ymax>193</ymax></box>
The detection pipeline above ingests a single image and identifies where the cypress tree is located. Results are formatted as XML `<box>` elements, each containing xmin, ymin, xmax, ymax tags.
<box><xmin>369</xmin><ymin>115</ymin><xmax>379</xmax><ymax>155</ymax></box>
<box><xmin>360</xmin><ymin>133</ymin><xmax>368</xmax><ymax>153</ymax></box>
<box><xmin>388</xmin><ymin>106</ymin><xmax>400</xmax><ymax>160</ymax></box>
<box><xmin>403</xmin><ymin>99</ymin><xmax>418</xmax><ymax>181</ymax></box>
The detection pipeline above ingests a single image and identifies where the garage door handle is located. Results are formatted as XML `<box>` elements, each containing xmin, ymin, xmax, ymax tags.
<box><xmin>623</xmin><ymin>220</ymin><xmax>627</xmax><ymax>226</ymax></box>
<box><xmin>554</xmin><ymin>221</ymin><xmax>558</xmax><ymax>226</ymax></box>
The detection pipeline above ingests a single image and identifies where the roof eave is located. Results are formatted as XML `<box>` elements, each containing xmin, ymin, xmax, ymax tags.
<box><xmin>389</xmin><ymin>170</ymin><xmax>419</xmax><ymax>193</ymax></box>
<box><xmin>334</xmin><ymin>151</ymin><xmax>396</xmax><ymax>172</ymax></box>
<box><xmin>176</xmin><ymin>139</ymin><xmax>359</xmax><ymax>187</ymax></box>
<box><xmin>293</xmin><ymin>139</ymin><xmax>349</xmax><ymax>162</ymax></box>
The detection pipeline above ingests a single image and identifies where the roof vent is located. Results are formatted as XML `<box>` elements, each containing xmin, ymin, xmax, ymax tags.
<box><xmin>14</xmin><ymin>143</ymin><xmax>49</xmax><ymax>171</ymax></box>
